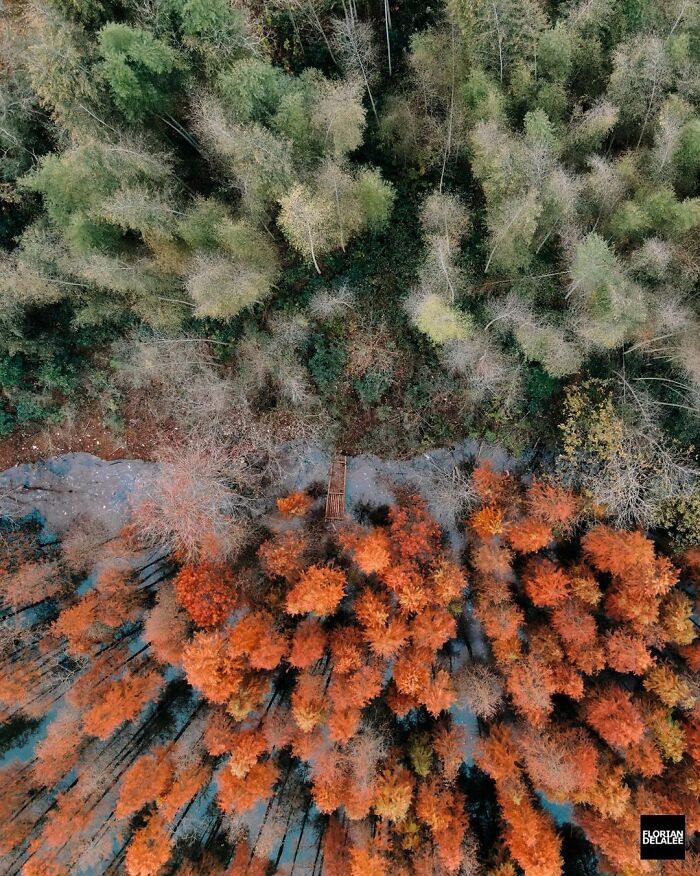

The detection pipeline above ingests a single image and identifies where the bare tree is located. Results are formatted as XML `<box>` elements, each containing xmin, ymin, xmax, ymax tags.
<box><xmin>558</xmin><ymin>378</ymin><xmax>698</xmax><ymax>528</ymax></box>
<box><xmin>331</xmin><ymin>13</ymin><xmax>379</xmax><ymax>122</ymax></box>
<box><xmin>308</xmin><ymin>280</ymin><xmax>357</xmax><ymax>320</ymax></box>
<box><xmin>130</xmin><ymin>431</ymin><xmax>258</xmax><ymax>563</ymax></box>
<box><xmin>112</xmin><ymin>332</ymin><xmax>251</xmax><ymax>439</ymax></box>
<box><xmin>441</xmin><ymin>334</ymin><xmax>523</xmax><ymax>411</ymax></box>
<box><xmin>453</xmin><ymin>661</ymin><xmax>504</xmax><ymax>720</ymax></box>
<box><xmin>409</xmin><ymin>459</ymin><xmax>480</xmax><ymax>531</ymax></box>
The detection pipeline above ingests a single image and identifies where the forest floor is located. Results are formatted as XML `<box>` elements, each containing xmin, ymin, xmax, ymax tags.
<box><xmin>0</xmin><ymin>440</ymin><xmax>525</xmax><ymax>551</ymax></box>
<box><xmin>0</xmin><ymin>392</ymin><xmax>170</xmax><ymax>471</ymax></box>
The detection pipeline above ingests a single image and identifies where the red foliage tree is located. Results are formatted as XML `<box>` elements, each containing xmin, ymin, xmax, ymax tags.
<box><xmin>93</xmin><ymin>565</ymin><xmax>142</xmax><ymax>627</ymax></box>
<box><xmin>388</xmin><ymin>493</ymin><xmax>442</xmax><ymax>564</ymax></box>
<box><xmin>228</xmin><ymin>611</ymin><xmax>288</xmax><ymax>670</ymax></box>
<box><xmin>471</xmin><ymin>460</ymin><xmax>511</xmax><ymax>503</ymax></box>
<box><xmin>330</xmin><ymin>626</ymin><xmax>366</xmax><ymax>673</ymax></box>
<box><xmin>288</xmin><ymin>617</ymin><xmax>327</xmax><ymax>668</ymax></box>
<box><xmin>604</xmin><ymin>628</ymin><xmax>655</xmax><ymax>674</ymax></box>
<box><xmin>159</xmin><ymin>760</ymin><xmax>211</xmax><ymax>821</ymax></box>
<box><xmin>142</xmin><ymin>584</ymin><xmax>190</xmax><ymax>667</ymax></box>
<box><xmin>173</xmin><ymin>562</ymin><xmax>237</xmax><ymax>627</ymax></box>
<box><xmin>583</xmin><ymin>684</ymin><xmax>646</xmax><ymax>749</ymax></box>
<box><xmin>416</xmin><ymin>778</ymin><xmax>470</xmax><ymax>871</ymax></box>
<box><xmin>51</xmin><ymin>593</ymin><xmax>101</xmax><ymax>656</ymax></box>
<box><xmin>505</xmin><ymin>656</ymin><xmax>555</xmax><ymax>727</ymax></box>
<box><xmin>429</xmin><ymin>560</ymin><xmax>468</xmax><ymax>605</ymax></box>
<box><xmin>33</xmin><ymin>708</ymin><xmax>85</xmax><ymax>787</ymax></box>
<box><xmin>125</xmin><ymin>814</ymin><xmax>172</xmax><ymax>876</ymax></box>
<box><xmin>0</xmin><ymin>764</ymin><xmax>40</xmax><ymax>857</ymax></box>
<box><xmin>182</xmin><ymin>629</ymin><xmax>245</xmax><ymax>705</ymax></box>
<box><xmin>514</xmin><ymin>724</ymin><xmax>598</xmax><ymax>801</ymax></box>
<box><xmin>522</xmin><ymin>558</ymin><xmax>569</xmax><ymax>607</ymax></box>
<box><xmin>469</xmin><ymin>504</ymin><xmax>508</xmax><ymax>538</ymax></box>
<box><xmin>203</xmin><ymin>709</ymin><xmax>238</xmax><ymax>756</ymax></box>
<box><xmin>350</xmin><ymin>845</ymin><xmax>389</xmax><ymax>876</ymax></box>
<box><xmin>381</xmin><ymin>562</ymin><xmax>429</xmax><ymax>614</ymax></box>
<box><xmin>506</xmin><ymin>516</ymin><xmax>552</xmax><ymax>553</ymax></box>
<box><xmin>276</xmin><ymin>490</ymin><xmax>314</xmax><ymax>517</ymax></box>
<box><xmin>472</xmin><ymin>539</ymin><xmax>514</xmax><ymax>578</ymax></box>
<box><xmin>551</xmin><ymin>599</ymin><xmax>598</xmax><ymax>650</ymax></box>
<box><xmin>82</xmin><ymin>670</ymin><xmax>164</xmax><ymax>740</ymax></box>
<box><xmin>583</xmin><ymin>525</ymin><xmax>655</xmax><ymax>576</ymax></box>
<box><xmin>526</xmin><ymin>479</ymin><xmax>577</xmax><ymax>527</ymax></box>
<box><xmin>625</xmin><ymin>737</ymin><xmax>664</xmax><ymax>778</ymax></box>
<box><xmin>116</xmin><ymin>747</ymin><xmax>174</xmax><ymax>819</ymax></box>
<box><xmin>322</xmin><ymin>816</ymin><xmax>350</xmax><ymax>876</ymax></box>
<box><xmin>500</xmin><ymin>788</ymin><xmax>562</xmax><ymax>876</ymax></box>
<box><xmin>373</xmin><ymin>762</ymin><xmax>414</xmax><ymax>821</ymax></box>
<box><xmin>227</xmin><ymin>727</ymin><xmax>268</xmax><ymax>778</ymax></box>
<box><xmin>217</xmin><ymin>760</ymin><xmax>278</xmax><ymax>814</ymax></box>
<box><xmin>393</xmin><ymin>646</ymin><xmax>433</xmax><ymax>698</ymax></box>
<box><xmin>3</xmin><ymin>560</ymin><xmax>63</xmax><ymax>608</ymax></box>
<box><xmin>291</xmin><ymin>672</ymin><xmax>326</xmax><ymax>731</ymax></box>
<box><xmin>474</xmin><ymin>723</ymin><xmax>519</xmax><ymax>782</ymax></box>
<box><xmin>286</xmin><ymin>564</ymin><xmax>347</xmax><ymax>616</ymax></box>
<box><xmin>130</xmin><ymin>435</ymin><xmax>246</xmax><ymax>563</ymax></box>
<box><xmin>228</xmin><ymin>841</ymin><xmax>271</xmax><ymax>876</ymax></box>
<box><xmin>257</xmin><ymin>530</ymin><xmax>307</xmax><ymax>582</ymax></box>
<box><xmin>409</xmin><ymin>607</ymin><xmax>456</xmax><ymax>652</ymax></box>
<box><xmin>423</xmin><ymin>669</ymin><xmax>456</xmax><ymax>716</ymax></box>
<box><xmin>339</xmin><ymin>526</ymin><xmax>393</xmax><ymax>574</ymax></box>
<box><xmin>355</xmin><ymin>588</ymin><xmax>409</xmax><ymax>657</ymax></box>
<box><xmin>433</xmin><ymin>722</ymin><xmax>468</xmax><ymax>782</ymax></box>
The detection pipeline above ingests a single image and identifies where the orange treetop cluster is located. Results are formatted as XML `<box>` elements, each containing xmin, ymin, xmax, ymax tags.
<box><xmin>0</xmin><ymin>462</ymin><xmax>697</xmax><ymax>875</ymax></box>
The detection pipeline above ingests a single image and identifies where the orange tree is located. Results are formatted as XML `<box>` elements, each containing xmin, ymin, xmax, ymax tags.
<box><xmin>0</xmin><ymin>476</ymin><xmax>697</xmax><ymax>875</ymax></box>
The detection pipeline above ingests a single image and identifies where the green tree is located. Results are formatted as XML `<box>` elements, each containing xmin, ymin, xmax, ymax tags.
<box><xmin>185</xmin><ymin>251</ymin><xmax>276</xmax><ymax>319</ymax></box>
<box><xmin>484</xmin><ymin>190</ymin><xmax>542</xmax><ymax>274</ymax></box>
<box><xmin>216</xmin><ymin>58</ymin><xmax>287</xmax><ymax>123</ymax></box>
<box><xmin>420</xmin><ymin>191</ymin><xmax>470</xmax><ymax>248</ymax></box>
<box><xmin>97</xmin><ymin>24</ymin><xmax>183</xmax><ymax>123</ymax></box>
<box><xmin>570</xmin><ymin>100</ymin><xmax>619</xmax><ymax>151</ymax></box>
<box><xmin>21</xmin><ymin>140</ymin><xmax>172</xmax><ymax>252</ymax></box>
<box><xmin>515</xmin><ymin>322</ymin><xmax>582</xmax><ymax>378</ymax></box>
<box><xmin>449</xmin><ymin>0</ymin><xmax>547</xmax><ymax>85</ymax></box>
<box><xmin>0</xmin><ymin>24</ymin><xmax>48</xmax><ymax>183</ymax></box>
<box><xmin>409</xmin><ymin>292</ymin><xmax>473</xmax><ymax>344</ymax></box>
<box><xmin>278</xmin><ymin>183</ymin><xmax>332</xmax><ymax>273</ymax></box>
<box><xmin>313</xmin><ymin>77</ymin><xmax>366</xmax><ymax>160</ymax></box>
<box><xmin>25</xmin><ymin>5</ymin><xmax>101</xmax><ymax>134</ymax></box>
<box><xmin>99</xmin><ymin>186</ymin><xmax>183</xmax><ymax>241</ymax></box>
<box><xmin>174</xmin><ymin>0</ymin><xmax>254</xmax><ymax>68</ymax></box>
<box><xmin>537</xmin><ymin>22</ymin><xmax>573</xmax><ymax>82</ymax></box>
<box><xmin>606</xmin><ymin>36</ymin><xmax>673</xmax><ymax>140</ymax></box>
<box><xmin>316</xmin><ymin>162</ymin><xmax>358</xmax><ymax>252</ymax></box>
<box><xmin>193</xmin><ymin>95</ymin><xmax>294</xmax><ymax>216</ymax></box>
<box><xmin>569</xmin><ymin>233</ymin><xmax>647</xmax><ymax>350</ymax></box>
<box><xmin>353</xmin><ymin>167</ymin><xmax>395</xmax><ymax>231</ymax></box>
<box><xmin>183</xmin><ymin>217</ymin><xmax>279</xmax><ymax>318</ymax></box>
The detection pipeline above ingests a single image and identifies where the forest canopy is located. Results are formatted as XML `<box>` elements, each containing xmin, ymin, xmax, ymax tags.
<box><xmin>0</xmin><ymin>0</ymin><xmax>696</xmax><ymax>515</ymax></box>
<box><xmin>1</xmin><ymin>464</ymin><xmax>698</xmax><ymax>874</ymax></box>
<box><xmin>1</xmin><ymin>0</ymin><xmax>699</xmax><ymax>873</ymax></box>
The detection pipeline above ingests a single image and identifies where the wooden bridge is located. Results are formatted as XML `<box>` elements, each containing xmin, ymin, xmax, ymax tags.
<box><xmin>325</xmin><ymin>455</ymin><xmax>347</xmax><ymax>521</ymax></box>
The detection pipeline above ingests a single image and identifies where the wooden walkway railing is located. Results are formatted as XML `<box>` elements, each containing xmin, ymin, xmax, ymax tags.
<box><xmin>325</xmin><ymin>455</ymin><xmax>347</xmax><ymax>521</ymax></box>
